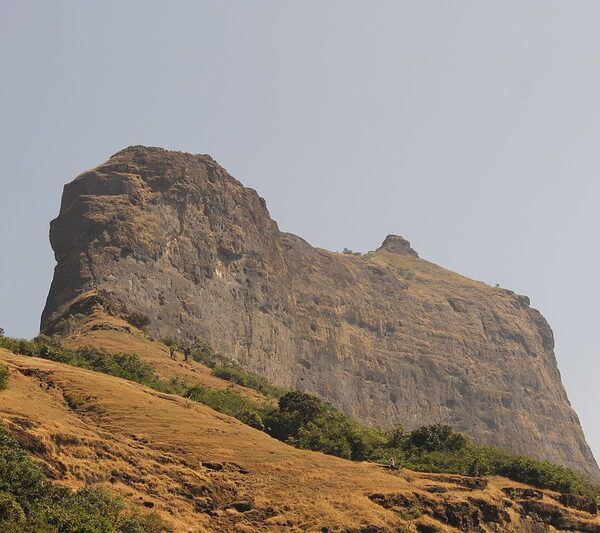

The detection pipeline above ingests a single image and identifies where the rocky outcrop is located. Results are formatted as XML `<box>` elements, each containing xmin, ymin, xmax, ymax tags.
<box><xmin>42</xmin><ymin>145</ymin><xmax>599</xmax><ymax>479</ymax></box>
<box><xmin>377</xmin><ymin>234</ymin><xmax>419</xmax><ymax>256</ymax></box>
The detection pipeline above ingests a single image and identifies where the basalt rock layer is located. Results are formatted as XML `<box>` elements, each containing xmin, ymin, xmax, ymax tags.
<box><xmin>42</xmin><ymin>145</ymin><xmax>599</xmax><ymax>479</ymax></box>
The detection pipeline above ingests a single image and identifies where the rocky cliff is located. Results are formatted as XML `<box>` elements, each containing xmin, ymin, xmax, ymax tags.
<box><xmin>42</xmin><ymin>145</ymin><xmax>599</xmax><ymax>479</ymax></box>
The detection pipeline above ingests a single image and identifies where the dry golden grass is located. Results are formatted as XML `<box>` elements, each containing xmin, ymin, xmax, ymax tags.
<box><xmin>0</xmin><ymin>340</ymin><xmax>598</xmax><ymax>531</ymax></box>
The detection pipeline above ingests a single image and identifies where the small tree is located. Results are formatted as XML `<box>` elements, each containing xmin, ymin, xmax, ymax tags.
<box><xmin>0</xmin><ymin>328</ymin><xmax>4</xmax><ymax>337</ymax></box>
<box><xmin>386</xmin><ymin>424</ymin><xmax>406</xmax><ymax>448</ymax></box>
<box><xmin>162</xmin><ymin>338</ymin><xmax>178</xmax><ymax>348</ymax></box>
<box><xmin>279</xmin><ymin>391</ymin><xmax>326</xmax><ymax>424</ymax></box>
<box><xmin>191</xmin><ymin>338</ymin><xmax>216</xmax><ymax>366</ymax></box>
<box><xmin>54</xmin><ymin>313</ymin><xmax>85</xmax><ymax>337</ymax></box>
<box><xmin>406</xmin><ymin>424</ymin><xmax>470</xmax><ymax>452</ymax></box>
<box><xmin>126</xmin><ymin>312</ymin><xmax>151</xmax><ymax>331</ymax></box>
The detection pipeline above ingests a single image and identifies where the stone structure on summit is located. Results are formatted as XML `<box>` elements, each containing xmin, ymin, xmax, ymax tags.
<box><xmin>42</xmin><ymin>145</ymin><xmax>599</xmax><ymax>479</ymax></box>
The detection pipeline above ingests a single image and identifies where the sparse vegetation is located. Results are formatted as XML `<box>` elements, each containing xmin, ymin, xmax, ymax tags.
<box><xmin>212</xmin><ymin>365</ymin><xmax>287</xmax><ymax>398</ymax></box>
<box><xmin>0</xmin><ymin>335</ymin><xmax>183</xmax><ymax>395</ymax></box>
<box><xmin>184</xmin><ymin>385</ymin><xmax>266</xmax><ymax>429</ymax></box>
<box><xmin>166</xmin><ymin>337</ymin><xmax>287</xmax><ymax>397</ymax></box>
<box><xmin>189</xmin><ymin>338</ymin><xmax>231</xmax><ymax>367</ymax></box>
<box><xmin>395</xmin><ymin>506</ymin><xmax>424</xmax><ymax>522</ymax></box>
<box><xmin>161</xmin><ymin>337</ymin><xmax>178</xmax><ymax>348</ymax></box>
<box><xmin>342</xmin><ymin>248</ymin><xmax>363</xmax><ymax>256</ymax></box>
<box><xmin>0</xmin><ymin>423</ymin><xmax>169</xmax><ymax>532</ymax></box>
<box><xmin>0</xmin><ymin>365</ymin><xmax>8</xmax><ymax>391</ymax></box>
<box><xmin>394</xmin><ymin>265</ymin><xmax>414</xmax><ymax>280</ymax></box>
<box><xmin>126</xmin><ymin>312</ymin><xmax>151</xmax><ymax>331</ymax></box>
<box><xmin>54</xmin><ymin>313</ymin><xmax>86</xmax><ymax>337</ymax></box>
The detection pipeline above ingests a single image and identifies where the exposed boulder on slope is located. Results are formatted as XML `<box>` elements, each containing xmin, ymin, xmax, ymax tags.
<box><xmin>42</xmin><ymin>145</ymin><xmax>599</xmax><ymax>479</ymax></box>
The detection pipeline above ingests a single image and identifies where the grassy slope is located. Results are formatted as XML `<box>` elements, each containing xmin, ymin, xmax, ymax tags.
<box><xmin>0</xmin><ymin>347</ymin><xmax>421</xmax><ymax>532</ymax></box>
<box><xmin>62</xmin><ymin>308</ymin><xmax>274</xmax><ymax>407</ymax></box>
<box><xmin>0</xmin><ymin>323</ymin><xmax>599</xmax><ymax>531</ymax></box>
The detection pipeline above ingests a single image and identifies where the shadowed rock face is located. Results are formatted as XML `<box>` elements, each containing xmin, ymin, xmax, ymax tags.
<box><xmin>42</xmin><ymin>145</ymin><xmax>599</xmax><ymax>479</ymax></box>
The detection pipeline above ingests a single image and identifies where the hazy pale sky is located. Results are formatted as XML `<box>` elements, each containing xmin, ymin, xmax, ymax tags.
<box><xmin>1</xmin><ymin>1</ymin><xmax>599</xmax><ymax>464</ymax></box>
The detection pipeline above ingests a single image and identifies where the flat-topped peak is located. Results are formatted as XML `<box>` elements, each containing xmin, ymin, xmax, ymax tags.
<box><xmin>377</xmin><ymin>234</ymin><xmax>419</xmax><ymax>257</ymax></box>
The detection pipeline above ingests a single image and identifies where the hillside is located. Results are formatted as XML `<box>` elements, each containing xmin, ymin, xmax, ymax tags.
<box><xmin>41</xmin><ymin>145</ymin><xmax>598</xmax><ymax>479</ymax></box>
<box><xmin>1</xmin><ymin>330</ymin><xmax>599</xmax><ymax>532</ymax></box>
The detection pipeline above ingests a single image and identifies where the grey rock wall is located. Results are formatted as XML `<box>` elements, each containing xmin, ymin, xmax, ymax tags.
<box><xmin>42</xmin><ymin>145</ymin><xmax>599</xmax><ymax>479</ymax></box>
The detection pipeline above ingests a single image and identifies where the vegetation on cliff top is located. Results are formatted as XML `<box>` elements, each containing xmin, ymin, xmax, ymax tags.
<box><xmin>1</xmin><ymin>334</ymin><xmax>598</xmax><ymax>501</ymax></box>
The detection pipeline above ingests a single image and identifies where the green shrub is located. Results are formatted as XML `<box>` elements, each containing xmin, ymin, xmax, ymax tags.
<box><xmin>126</xmin><ymin>313</ymin><xmax>151</xmax><ymax>331</ymax></box>
<box><xmin>0</xmin><ymin>423</ymin><xmax>169</xmax><ymax>531</ymax></box>
<box><xmin>0</xmin><ymin>336</ymin><xmax>181</xmax><ymax>395</ymax></box>
<box><xmin>342</xmin><ymin>248</ymin><xmax>363</xmax><ymax>256</ymax></box>
<box><xmin>386</xmin><ymin>424</ymin><xmax>406</xmax><ymax>448</ymax></box>
<box><xmin>236</xmin><ymin>409</ymin><xmax>265</xmax><ymax>431</ymax></box>
<box><xmin>161</xmin><ymin>338</ymin><xmax>178</xmax><ymax>348</ymax></box>
<box><xmin>212</xmin><ymin>366</ymin><xmax>286</xmax><ymax>398</ymax></box>
<box><xmin>189</xmin><ymin>338</ymin><xmax>219</xmax><ymax>367</ymax></box>
<box><xmin>0</xmin><ymin>366</ymin><xmax>9</xmax><ymax>391</ymax></box>
<box><xmin>54</xmin><ymin>313</ymin><xmax>86</xmax><ymax>337</ymax></box>
<box><xmin>184</xmin><ymin>385</ymin><xmax>266</xmax><ymax>428</ymax></box>
<box><xmin>406</xmin><ymin>424</ymin><xmax>470</xmax><ymax>453</ymax></box>
<box><xmin>0</xmin><ymin>491</ymin><xmax>25</xmax><ymax>523</ymax></box>
<box><xmin>264</xmin><ymin>392</ymin><xmax>385</xmax><ymax>461</ymax></box>
<box><xmin>279</xmin><ymin>391</ymin><xmax>327</xmax><ymax>424</ymax></box>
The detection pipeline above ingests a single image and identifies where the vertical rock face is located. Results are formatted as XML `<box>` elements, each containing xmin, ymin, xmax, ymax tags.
<box><xmin>42</xmin><ymin>146</ymin><xmax>599</xmax><ymax>479</ymax></box>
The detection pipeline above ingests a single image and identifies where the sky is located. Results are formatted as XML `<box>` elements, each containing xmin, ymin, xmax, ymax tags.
<box><xmin>1</xmin><ymin>1</ymin><xmax>599</xmax><ymax>464</ymax></box>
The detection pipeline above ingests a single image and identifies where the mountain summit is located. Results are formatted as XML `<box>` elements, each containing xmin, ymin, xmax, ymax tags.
<box><xmin>377</xmin><ymin>234</ymin><xmax>419</xmax><ymax>256</ymax></box>
<box><xmin>42</xmin><ymin>145</ymin><xmax>599</xmax><ymax>479</ymax></box>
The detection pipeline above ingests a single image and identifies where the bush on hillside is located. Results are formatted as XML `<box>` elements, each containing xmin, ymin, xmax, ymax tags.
<box><xmin>385</xmin><ymin>424</ymin><xmax>406</xmax><ymax>448</ymax></box>
<box><xmin>126</xmin><ymin>312</ymin><xmax>151</xmax><ymax>331</ymax></box>
<box><xmin>189</xmin><ymin>338</ymin><xmax>220</xmax><ymax>367</ymax></box>
<box><xmin>162</xmin><ymin>337</ymin><xmax>178</xmax><ymax>348</ymax></box>
<box><xmin>184</xmin><ymin>385</ymin><xmax>267</xmax><ymax>428</ymax></box>
<box><xmin>212</xmin><ymin>365</ymin><xmax>287</xmax><ymax>398</ymax></box>
<box><xmin>342</xmin><ymin>248</ymin><xmax>363</xmax><ymax>256</ymax></box>
<box><xmin>405</xmin><ymin>423</ymin><xmax>470</xmax><ymax>453</ymax></box>
<box><xmin>264</xmin><ymin>392</ymin><xmax>385</xmax><ymax>460</ymax></box>
<box><xmin>54</xmin><ymin>313</ymin><xmax>86</xmax><ymax>337</ymax></box>
<box><xmin>236</xmin><ymin>409</ymin><xmax>266</xmax><ymax>431</ymax></box>
<box><xmin>0</xmin><ymin>423</ymin><xmax>169</xmax><ymax>532</ymax></box>
<box><xmin>0</xmin><ymin>336</ymin><xmax>182</xmax><ymax>395</ymax></box>
<box><xmin>0</xmin><ymin>366</ymin><xmax>9</xmax><ymax>391</ymax></box>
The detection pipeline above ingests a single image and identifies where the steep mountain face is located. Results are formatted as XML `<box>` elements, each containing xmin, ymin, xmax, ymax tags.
<box><xmin>42</xmin><ymin>145</ymin><xmax>599</xmax><ymax>479</ymax></box>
